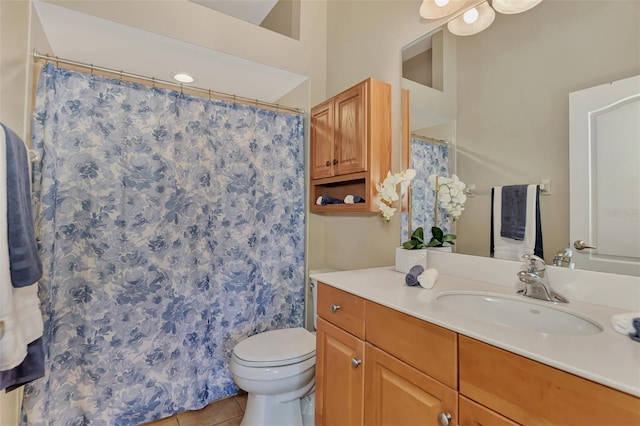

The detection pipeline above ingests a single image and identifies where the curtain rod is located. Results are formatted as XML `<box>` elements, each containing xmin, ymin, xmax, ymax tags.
<box><xmin>32</xmin><ymin>51</ymin><xmax>304</xmax><ymax>115</ymax></box>
<box><xmin>410</xmin><ymin>134</ymin><xmax>448</xmax><ymax>145</ymax></box>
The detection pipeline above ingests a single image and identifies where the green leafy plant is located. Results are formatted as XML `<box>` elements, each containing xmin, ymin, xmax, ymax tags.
<box><xmin>426</xmin><ymin>226</ymin><xmax>457</xmax><ymax>247</ymax></box>
<box><xmin>401</xmin><ymin>227</ymin><xmax>427</xmax><ymax>249</ymax></box>
<box><xmin>402</xmin><ymin>226</ymin><xmax>457</xmax><ymax>250</ymax></box>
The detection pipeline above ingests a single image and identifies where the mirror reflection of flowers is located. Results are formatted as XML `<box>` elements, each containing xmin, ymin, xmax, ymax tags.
<box><xmin>375</xmin><ymin>169</ymin><xmax>416</xmax><ymax>223</ymax></box>
<box><xmin>426</xmin><ymin>174</ymin><xmax>467</xmax><ymax>247</ymax></box>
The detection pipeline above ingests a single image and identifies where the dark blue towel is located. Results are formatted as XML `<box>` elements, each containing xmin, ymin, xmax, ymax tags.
<box><xmin>630</xmin><ymin>318</ymin><xmax>640</xmax><ymax>343</ymax></box>
<box><xmin>501</xmin><ymin>185</ymin><xmax>528</xmax><ymax>240</ymax></box>
<box><xmin>352</xmin><ymin>195</ymin><xmax>365</xmax><ymax>203</ymax></box>
<box><xmin>405</xmin><ymin>265</ymin><xmax>424</xmax><ymax>286</ymax></box>
<box><xmin>0</xmin><ymin>337</ymin><xmax>45</xmax><ymax>392</ymax></box>
<box><xmin>2</xmin><ymin>124</ymin><xmax>42</xmax><ymax>287</ymax></box>
<box><xmin>318</xmin><ymin>195</ymin><xmax>344</xmax><ymax>205</ymax></box>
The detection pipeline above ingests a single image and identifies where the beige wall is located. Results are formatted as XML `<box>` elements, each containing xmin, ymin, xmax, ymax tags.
<box><xmin>316</xmin><ymin>0</ymin><xmax>479</xmax><ymax>271</ymax></box>
<box><xmin>317</xmin><ymin>0</ymin><xmax>639</xmax><ymax>271</ymax></box>
<box><xmin>454</xmin><ymin>0</ymin><xmax>640</xmax><ymax>262</ymax></box>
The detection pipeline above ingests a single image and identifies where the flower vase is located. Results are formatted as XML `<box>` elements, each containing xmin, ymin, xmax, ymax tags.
<box><xmin>395</xmin><ymin>247</ymin><xmax>428</xmax><ymax>274</ymax></box>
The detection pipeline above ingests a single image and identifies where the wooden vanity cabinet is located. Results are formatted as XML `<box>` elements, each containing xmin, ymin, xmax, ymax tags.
<box><xmin>310</xmin><ymin>78</ymin><xmax>391</xmax><ymax>214</ymax></box>
<box><xmin>316</xmin><ymin>283</ymin><xmax>640</xmax><ymax>426</ymax></box>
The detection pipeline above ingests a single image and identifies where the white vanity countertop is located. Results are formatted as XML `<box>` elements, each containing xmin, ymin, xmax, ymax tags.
<box><xmin>311</xmin><ymin>266</ymin><xmax>640</xmax><ymax>397</ymax></box>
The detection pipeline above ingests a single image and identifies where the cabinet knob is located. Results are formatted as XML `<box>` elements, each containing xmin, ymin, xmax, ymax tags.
<box><xmin>330</xmin><ymin>304</ymin><xmax>340</xmax><ymax>313</ymax></box>
<box><xmin>325</xmin><ymin>160</ymin><xmax>331</xmax><ymax>167</ymax></box>
<box><xmin>351</xmin><ymin>358</ymin><xmax>362</xmax><ymax>368</ymax></box>
<box><xmin>332</xmin><ymin>158</ymin><xmax>338</xmax><ymax>165</ymax></box>
<box><xmin>437</xmin><ymin>412</ymin><xmax>452</xmax><ymax>426</ymax></box>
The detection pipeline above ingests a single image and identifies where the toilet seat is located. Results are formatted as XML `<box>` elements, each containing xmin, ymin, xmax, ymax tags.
<box><xmin>232</xmin><ymin>327</ymin><xmax>315</xmax><ymax>368</ymax></box>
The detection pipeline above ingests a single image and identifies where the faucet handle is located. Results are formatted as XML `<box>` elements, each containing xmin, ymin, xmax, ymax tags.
<box><xmin>522</xmin><ymin>254</ymin><xmax>546</xmax><ymax>272</ymax></box>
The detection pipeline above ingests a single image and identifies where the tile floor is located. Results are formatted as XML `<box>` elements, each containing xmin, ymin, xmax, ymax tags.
<box><xmin>142</xmin><ymin>393</ymin><xmax>247</xmax><ymax>426</ymax></box>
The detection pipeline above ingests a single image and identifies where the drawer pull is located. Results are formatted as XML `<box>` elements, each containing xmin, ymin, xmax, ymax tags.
<box><xmin>330</xmin><ymin>304</ymin><xmax>341</xmax><ymax>312</ymax></box>
<box><xmin>437</xmin><ymin>412</ymin><xmax>452</xmax><ymax>426</ymax></box>
<box><xmin>325</xmin><ymin>160</ymin><xmax>331</xmax><ymax>167</ymax></box>
<box><xmin>351</xmin><ymin>358</ymin><xmax>362</xmax><ymax>368</ymax></box>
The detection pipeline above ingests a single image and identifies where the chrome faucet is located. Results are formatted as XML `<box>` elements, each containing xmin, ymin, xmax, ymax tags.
<box><xmin>517</xmin><ymin>254</ymin><xmax>569</xmax><ymax>303</ymax></box>
<box><xmin>552</xmin><ymin>248</ymin><xmax>575</xmax><ymax>268</ymax></box>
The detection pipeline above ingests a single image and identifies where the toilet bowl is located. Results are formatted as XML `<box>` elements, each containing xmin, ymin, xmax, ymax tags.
<box><xmin>230</xmin><ymin>327</ymin><xmax>316</xmax><ymax>426</ymax></box>
<box><xmin>230</xmin><ymin>269</ymin><xmax>337</xmax><ymax>426</ymax></box>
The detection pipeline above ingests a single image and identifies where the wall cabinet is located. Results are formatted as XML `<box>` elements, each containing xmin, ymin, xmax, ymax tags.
<box><xmin>310</xmin><ymin>78</ymin><xmax>391</xmax><ymax>213</ymax></box>
<box><xmin>315</xmin><ymin>282</ymin><xmax>640</xmax><ymax>426</ymax></box>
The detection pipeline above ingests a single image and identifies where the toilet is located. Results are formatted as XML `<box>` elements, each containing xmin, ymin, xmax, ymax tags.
<box><xmin>229</xmin><ymin>270</ymin><xmax>331</xmax><ymax>426</ymax></box>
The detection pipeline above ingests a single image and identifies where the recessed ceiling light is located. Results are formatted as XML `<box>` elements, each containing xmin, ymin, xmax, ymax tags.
<box><xmin>173</xmin><ymin>72</ymin><xmax>195</xmax><ymax>83</ymax></box>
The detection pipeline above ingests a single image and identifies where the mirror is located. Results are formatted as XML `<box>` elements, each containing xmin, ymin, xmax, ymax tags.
<box><xmin>401</xmin><ymin>0</ymin><xmax>640</xmax><ymax>275</ymax></box>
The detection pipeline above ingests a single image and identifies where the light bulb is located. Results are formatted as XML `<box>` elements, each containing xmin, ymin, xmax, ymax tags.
<box><xmin>435</xmin><ymin>0</ymin><xmax>450</xmax><ymax>7</ymax></box>
<box><xmin>463</xmin><ymin>7</ymin><xmax>479</xmax><ymax>24</ymax></box>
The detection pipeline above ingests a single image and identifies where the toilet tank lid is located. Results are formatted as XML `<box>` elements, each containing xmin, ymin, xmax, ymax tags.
<box><xmin>233</xmin><ymin>327</ymin><xmax>315</xmax><ymax>364</ymax></box>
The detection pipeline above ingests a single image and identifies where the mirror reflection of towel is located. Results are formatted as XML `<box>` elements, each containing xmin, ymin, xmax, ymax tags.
<box><xmin>490</xmin><ymin>185</ymin><xmax>543</xmax><ymax>260</ymax></box>
<box><xmin>501</xmin><ymin>185</ymin><xmax>527</xmax><ymax>240</ymax></box>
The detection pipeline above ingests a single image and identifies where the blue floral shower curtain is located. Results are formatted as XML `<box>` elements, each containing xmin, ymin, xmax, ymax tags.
<box><xmin>23</xmin><ymin>64</ymin><xmax>305</xmax><ymax>425</ymax></box>
<box><xmin>402</xmin><ymin>138</ymin><xmax>449</xmax><ymax>238</ymax></box>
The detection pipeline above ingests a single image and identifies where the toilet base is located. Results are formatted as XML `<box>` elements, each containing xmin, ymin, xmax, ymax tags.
<box><xmin>240</xmin><ymin>390</ymin><xmax>314</xmax><ymax>426</ymax></box>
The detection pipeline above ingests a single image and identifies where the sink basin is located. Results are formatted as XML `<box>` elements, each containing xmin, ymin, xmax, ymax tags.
<box><xmin>435</xmin><ymin>291</ymin><xmax>603</xmax><ymax>335</ymax></box>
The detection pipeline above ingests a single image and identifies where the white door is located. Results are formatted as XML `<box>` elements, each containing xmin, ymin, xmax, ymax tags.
<box><xmin>569</xmin><ymin>75</ymin><xmax>640</xmax><ymax>276</ymax></box>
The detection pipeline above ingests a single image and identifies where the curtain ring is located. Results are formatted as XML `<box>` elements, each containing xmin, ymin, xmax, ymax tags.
<box><xmin>55</xmin><ymin>56</ymin><xmax>59</xmax><ymax>68</ymax></box>
<box><xmin>180</xmin><ymin>83</ymin><xmax>184</xmax><ymax>94</ymax></box>
<box><xmin>151</xmin><ymin>77</ymin><xmax>155</xmax><ymax>88</ymax></box>
<box><xmin>119</xmin><ymin>70</ymin><xmax>124</xmax><ymax>82</ymax></box>
<box><xmin>90</xmin><ymin>65</ymin><xmax>94</xmax><ymax>76</ymax></box>
<box><xmin>233</xmin><ymin>95</ymin><xmax>237</xmax><ymax>105</ymax></box>
<box><xmin>208</xmin><ymin>89</ymin><xmax>212</xmax><ymax>100</ymax></box>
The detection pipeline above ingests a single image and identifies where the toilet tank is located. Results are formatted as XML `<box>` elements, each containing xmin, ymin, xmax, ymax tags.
<box><xmin>309</xmin><ymin>269</ymin><xmax>339</xmax><ymax>330</ymax></box>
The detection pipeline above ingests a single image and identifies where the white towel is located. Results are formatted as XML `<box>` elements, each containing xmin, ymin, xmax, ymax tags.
<box><xmin>492</xmin><ymin>185</ymin><xmax>538</xmax><ymax>261</ymax></box>
<box><xmin>611</xmin><ymin>312</ymin><xmax>640</xmax><ymax>335</ymax></box>
<box><xmin>418</xmin><ymin>268</ymin><xmax>439</xmax><ymax>289</ymax></box>
<box><xmin>0</xmin><ymin>125</ymin><xmax>43</xmax><ymax>371</ymax></box>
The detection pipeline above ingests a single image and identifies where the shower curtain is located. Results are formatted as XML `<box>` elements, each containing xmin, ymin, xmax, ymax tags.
<box><xmin>23</xmin><ymin>63</ymin><xmax>305</xmax><ymax>425</ymax></box>
<box><xmin>402</xmin><ymin>138</ymin><xmax>449</xmax><ymax>238</ymax></box>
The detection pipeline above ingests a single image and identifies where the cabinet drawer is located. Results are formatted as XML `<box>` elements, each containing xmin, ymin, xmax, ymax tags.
<box><xmin>459</xmin><ymin>336</ymin><xmax>640</xmax><ymax>426</ymax></box>
<box><xmin>317</xmin><ymin>283</ymin><xmax>366</xmax><ymax>339</ymax></box>
<box><xmin>365</xmin><ymin>301</ymin><xmax>457</xmax><ymax>389</ymax></box>
<box><xmin>459</xmin><ymin>396</ymin><xmax>519</xmax><ymax>426</ymax></box>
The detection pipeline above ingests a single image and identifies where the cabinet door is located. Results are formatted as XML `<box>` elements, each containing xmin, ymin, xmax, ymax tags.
<box><xmin>364</xmin><ymin>343</ymin><xmax>457</xmax><ymax>426</ymax></box>
<box><xmin>334</xmin><ymin>82</ymin><xmax>367</xmax><ymax>176</ymax></box>
<box><xmin>316</xmin><ymin>317</ymin><xmax>365</xmax><ymax>426</ymax></box>
<box><xmin>310</xmin><ymin>99</ymin><xmax>335</xmax><ymax>179</ymax></box>
<box><xmin>459</xmin><ymin>396</ymin><xmax>520</xmax><ymax>426</ymax></box>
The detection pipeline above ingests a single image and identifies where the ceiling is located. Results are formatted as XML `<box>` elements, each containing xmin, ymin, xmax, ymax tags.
<box><xmin>33</xmin><ymin>1</ymin><xmax>307</xmax><ymax>104</ymax></box>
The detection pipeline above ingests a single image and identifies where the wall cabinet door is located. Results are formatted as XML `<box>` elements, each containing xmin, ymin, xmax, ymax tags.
<box><xmin>315</xmin><ymin>317</ymin><xmax>365</xmax><ymax>426</ymax></box>
<box><xmin>334</xmin><ymin>82</ymin><xmax>367</xmax><ymax>176</ymax></box>
<box><xmin>310</xmin><ymin>98</ymin><xmax>335</xmax><ymax>179</ymax></box>
<box><xmin>364</xmin><ymin>344</ymin><xmax>457</xmax><ymax>426</ymax></box>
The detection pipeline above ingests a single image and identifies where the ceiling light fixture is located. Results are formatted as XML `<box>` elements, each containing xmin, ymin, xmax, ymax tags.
<box><xmin>419</xmin><ymin>0</ymin><xmax>465</xmax><ymax>19</ymax></box>
<box><xmin>492</xmin><ymin>0</ymin><xmax>543</xmax><ymax>14</ymax></box>
<box><xmin>448</xmin><ymin>2</ymin><xmax>495</xmax><ymax>36</ymax></box>
<box><xmin>421</xmin><ymin>0</ymin><xmax>542</xmax><ymax>36</ymax></box>
<box><xmin>173</xmin><ymin>72</ymin><xmax>195</xmax><ymax>84</ymax></box>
